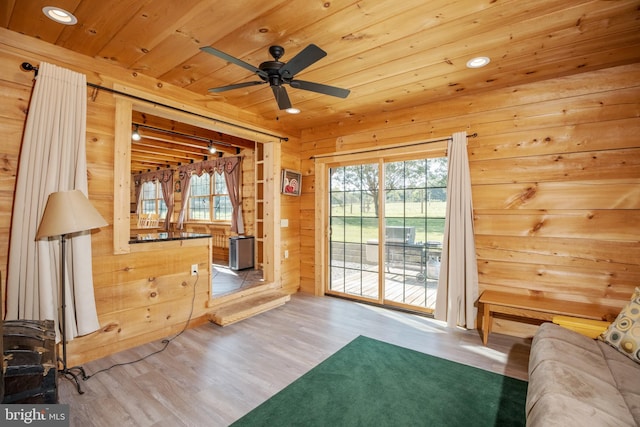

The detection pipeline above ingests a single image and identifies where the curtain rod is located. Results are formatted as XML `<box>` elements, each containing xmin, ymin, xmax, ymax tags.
<box><xmin>309</xmin><ymin>133</ymin><xmax>477</xmax><ymax>160</ymax></box>
<box><xmin>20</xmin><ymin>62</ymin><xmax>289</xmax><ymax>142</ymax></box>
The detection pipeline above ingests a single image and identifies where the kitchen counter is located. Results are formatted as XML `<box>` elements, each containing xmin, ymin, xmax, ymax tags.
<box><xmin>129</xmin><ymin>231</ymin><xmax>212</xmax><ymax>244</ymax></box>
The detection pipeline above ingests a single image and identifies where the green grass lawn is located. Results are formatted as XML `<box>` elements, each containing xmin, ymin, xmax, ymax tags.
<box><xmin>331</xmin><ymin>201</ymin><xmax>446</xmax><ymax>243</ymax></box>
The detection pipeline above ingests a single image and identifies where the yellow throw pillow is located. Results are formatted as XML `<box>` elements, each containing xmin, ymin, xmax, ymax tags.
<box><xmin>598</xmin><ymin>287</ymin><xmax>640</xmax><ymax>363</ymax></box>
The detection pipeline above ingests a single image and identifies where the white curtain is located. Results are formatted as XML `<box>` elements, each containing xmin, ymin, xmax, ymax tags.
<box><xmin>435</xmin><ymin>131</ymin><xmax>479</xmax><ymax>328</ymax></box>
<box><xmin>6</xmin><ymin>62</ymin><xmax>100</xmax><ymax>341</ymax></box>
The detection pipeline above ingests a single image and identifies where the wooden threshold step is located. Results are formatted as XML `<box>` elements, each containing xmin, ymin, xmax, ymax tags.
<box><xmin>208</xmin><ymin>281</ymin><xmax>281</xmax><ymax>308</ymax></box>
<box><xmin>208</xmin><ymin>290</ymin><xmax>290</xmax><ymax>326</ymax></box>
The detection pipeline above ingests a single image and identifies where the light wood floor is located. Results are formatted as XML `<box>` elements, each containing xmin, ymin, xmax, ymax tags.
<box><xmin>58</xmin><ymin>293</ymin><xmax>531</xmax><ymax>427</ymax></box>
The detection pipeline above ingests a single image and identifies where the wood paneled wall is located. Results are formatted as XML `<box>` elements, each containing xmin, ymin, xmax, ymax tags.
<box><xmin>299</xmin><ymin>63</ymin><xmax>640</xmax><ymax>338</ymax></box>
<box><xmin>0</xmin><ymin>29</ymin><xmax>298</xmax><ymax>365</ymax></box>
<box><xmin>1</xmin><ymin>24</ymin><xmax>638</xmax><ymax>355</ymax></box>
<box><xmin>279</xmin><ymin>142</ymin><xmax>302</xmax><ymax>290</ymax></box>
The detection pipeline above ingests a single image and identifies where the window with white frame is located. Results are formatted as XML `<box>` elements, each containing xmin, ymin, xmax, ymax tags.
<box><xmin>188</xmin><ymin>172</ymin><xmax>232</xmax><ymax>221</ymax></box>
<box><xmin>140</xmin><ymin>180</ymin><xmax>167</xmax><ymax>216</ymax></box>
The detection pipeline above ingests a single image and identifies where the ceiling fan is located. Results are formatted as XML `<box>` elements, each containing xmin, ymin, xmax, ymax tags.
<box><xmin>200</xmin><ymin>44</ymin><xmax>350</xmax><ymax>110</ymax></box>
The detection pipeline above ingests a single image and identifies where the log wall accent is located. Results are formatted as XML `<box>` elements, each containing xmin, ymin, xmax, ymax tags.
<box><xmin>180</xmin><ymin>223</ymin><xmax>231</xmax><ymax>264</ymax></box>
<box><xmin>299</xmin><ymin>63</ymin><xmax>640</xmax><ymax>337</ymax></box>
<box><xmin>0</xmin><ymin>29</ymin><xmax>297</xmax><ymax>365</ymax></box>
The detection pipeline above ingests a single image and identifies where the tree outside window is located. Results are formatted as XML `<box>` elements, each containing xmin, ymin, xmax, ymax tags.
<box><xmin>188</xmin><ymin>172</ymin><xmax>232</xmax><ymax>221</ymax></box>
<box><xmin>140</xmin><ymin>181</ymin><xmax>167</xmax><ymax>216</ymax></box>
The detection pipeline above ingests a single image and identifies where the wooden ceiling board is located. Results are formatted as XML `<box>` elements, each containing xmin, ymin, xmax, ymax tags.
<box><xmin>179</xmin><ymin>0</ymin><xmax>470</xmax><ymax>111</ymax></box>
<box><xmin>97</xmin><ymin>0</ymin><xmax>202</xmax><ymax>67</ymax></box>
<box><xmin>251</xmin><ymin>1</ymin><xmax>640</xmax><ymax>122</ymax></box>
<box><xmin>193</xmin><ymin>0</ymin><xmax>597</xmax><ymax>115</ymax></box>
<box><xmin>165</xmin><ymin>0</ymin><xmax>360</xmax><ymax>92</ymax></box>
<box><xmin>132</xmin><ymin>139</ymin><xmax>207</xmax><ymax>158</ymax></box>
<box><xmin>127</xmin><ymin>0</ymin><xmax>290</xmax><ymax>78</ymax></box>
<box><xmin>128</xmin><ymin>111</ymin><xmax>254</xmax><ymax>173</ymax></box>
<box><xmin>4</xmin><ymin>0</ymin><xmax>81</xmax><ymax>42</ymax></box>
<box><xmin>55</xmin><ymin>0</ymin><xmax>145</xmax><ymax>56</ymax></box>
<box><xmin>3</xmin><ymin>0</ymin><xmax>639</xmax><ymax>166</ymax></box>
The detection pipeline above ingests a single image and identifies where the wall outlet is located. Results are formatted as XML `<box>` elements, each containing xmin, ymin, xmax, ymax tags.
<box><xmin>284</xmin><ymin>250</ymin><xmax>289</xmax><ymax>259</ymax></box>
<box><xmin>191</xmin><ymin>264</ymin><xmax>198</xmax><ymax>276</ymax></box>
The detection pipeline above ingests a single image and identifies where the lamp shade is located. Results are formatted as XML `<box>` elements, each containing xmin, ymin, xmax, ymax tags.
<box><xmin>36</xmin><ymin>190</ymin><xmax>108</xmax><ymax>239</ymax></box>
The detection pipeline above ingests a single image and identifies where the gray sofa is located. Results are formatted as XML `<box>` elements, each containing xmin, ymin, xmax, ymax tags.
<box><xmin>526</xmin><ymin>322</ymin><xmax>640</xmax><ymax>426</ymax></box>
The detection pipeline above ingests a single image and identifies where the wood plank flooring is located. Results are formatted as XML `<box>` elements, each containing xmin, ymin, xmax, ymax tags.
<box><xmin>58</xmin><ymin>293</ymin><xmax>531</xmax><ymax>427</ymax></box>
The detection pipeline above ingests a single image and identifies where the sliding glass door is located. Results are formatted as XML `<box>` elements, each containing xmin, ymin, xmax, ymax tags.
<box><xmin>328</xmin><ymin>156</ymin><xmax>447</xmax><ymax>313</ymax></box>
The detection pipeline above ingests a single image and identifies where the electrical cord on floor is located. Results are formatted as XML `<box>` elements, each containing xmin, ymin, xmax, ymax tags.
<box><xmin>83</xmin><ymin>271</ymin><xmax>199</xmax><ymax>381</ymax></box>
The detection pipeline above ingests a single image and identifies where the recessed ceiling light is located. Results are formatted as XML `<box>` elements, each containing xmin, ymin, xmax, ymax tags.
<box><xmin>466</xmin><ymin>56</ymin><xmax>490</xmax><ymax>69</ymax></box>
<box><xmin>286</xmin><ymin>107</ymin><xmax>300</xmax><ymax>114</ymax></box>
<box><xmin>42</xmin><ymin>6</ymin><xmax>78</xmax><ymax>25</ymax></box>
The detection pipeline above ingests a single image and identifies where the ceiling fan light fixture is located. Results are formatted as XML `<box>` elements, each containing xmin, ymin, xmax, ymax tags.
<box><xmin>42</xmin><ymin>6</ymin><xmax>78</xmax><ymax>25</ymax></box>
<box><xmin>286</xmin><ymin>107</ymin><xmax>300</xmax><ymax>114</ymax></box>
<box><xmin>466</xmin><ymin>56</ymin><xmax>490</xmax><ymax>68</ymax></box>
<box><xmin>131</xmin><ymin>125</ymin><xmax>141</xmax><ymax>141</ymax></box>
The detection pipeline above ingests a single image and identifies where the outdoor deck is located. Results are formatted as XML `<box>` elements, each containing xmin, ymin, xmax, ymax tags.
<box><xmin>330</xmin><ymin>261</ymin><xmax>438</xmax><ymax>310</ymax></box>
<box><xmin>213</xmin><ymin>251</ymin><xmax>440</xmax><ymax>312</ymax></box>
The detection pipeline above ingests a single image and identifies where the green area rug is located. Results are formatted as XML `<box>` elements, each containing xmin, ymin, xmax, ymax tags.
<box><xmin>232</xmin><ymin>335</ymin><xmax>527</xmax><ymax>426</ymax></box>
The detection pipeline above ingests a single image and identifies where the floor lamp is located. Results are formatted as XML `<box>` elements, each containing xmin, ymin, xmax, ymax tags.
<box><xmin>36</xmin><ymin>189</ymin><xmax>108</xmax><ymax>394</ymax></box>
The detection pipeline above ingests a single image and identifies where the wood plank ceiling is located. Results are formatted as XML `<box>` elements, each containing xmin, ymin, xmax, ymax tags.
<box><xmin>129</xmin><ymin>111</ymin><xmax>255</xmax><ymax>174</ymax></box>
<box><xmin>2</xmin><ymin>0</ymin><xmax>639</xmax><ymax>172</ymax></box>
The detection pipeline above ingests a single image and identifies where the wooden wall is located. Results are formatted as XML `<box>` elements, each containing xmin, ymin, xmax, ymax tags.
<box><xmin>0</xmin><ymin>29</ymin><xmax>298</xmax><ymax>365</ymax></box>
<box><xmin>299</xmin><ymin>63</ymin><xmax>640</xmax><ymax>338</ymax></box>
<box><xmin>280</xmin><ymin>141</ymin><xmax>302</xmax><ymax>289</ymax></box>
<box><xmin>1</xmin><ymin>25</ymin><xmax>638</xmax><ymax>356</ymax></box>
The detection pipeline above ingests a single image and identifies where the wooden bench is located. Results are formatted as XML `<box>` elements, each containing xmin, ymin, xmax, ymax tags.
<box><xmin>478</xmin><ymin>290</ymin><xmax>617</xmax><ymax>345</ymax></box>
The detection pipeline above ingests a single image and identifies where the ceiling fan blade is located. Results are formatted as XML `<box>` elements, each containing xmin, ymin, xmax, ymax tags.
<box><xmin>208</xmin><ymin>81</ymin><xmax>266</xmax><ymax>93</ymax></box>
<box><xmin>290</xmin><ymin>80</ymin><xmax>350</xmax><ymax>98</ymax></box>
<box><xmin>271</xmin><ymin>85</ymin><xmax>292</xmax><ymax>110</ymax></box>
<box><xmin>200</xmin><ymin>46</ymin><xmax>268</xmax><ymax>79</ymax></box>
<box><xmin>279</xmin><ymin>44</ymin><xmax>326</xmax><ymax>78</ymax></box>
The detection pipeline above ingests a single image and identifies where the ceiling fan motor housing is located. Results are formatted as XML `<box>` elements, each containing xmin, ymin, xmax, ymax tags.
<box><xmin>259</xmin><ymin>60</ymin><xmax>288</xmax><ymax>85</ymax></box>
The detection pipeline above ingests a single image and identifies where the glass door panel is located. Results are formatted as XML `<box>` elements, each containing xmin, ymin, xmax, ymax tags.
<box><xmin>383</xmin><ymin>158</ymin><xmax>446</xmax><ymax>310</ymax></box>
<box><xmin>329</xmin><ymin>164</ymin><xmax>379</xmax><ymax>300</ymax></box>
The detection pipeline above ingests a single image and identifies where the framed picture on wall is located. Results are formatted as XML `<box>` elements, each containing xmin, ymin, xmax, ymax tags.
<box><xmin>281</xmin><ymin>169</ymin><xmax>302</xmax><ymax>196</ymax></box>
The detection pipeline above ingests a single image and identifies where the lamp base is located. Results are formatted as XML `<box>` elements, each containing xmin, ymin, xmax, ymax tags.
<box><xmin>58</xmin><ymin>358</ymin><xmax>87</xmax><ymax>395</ymax></box>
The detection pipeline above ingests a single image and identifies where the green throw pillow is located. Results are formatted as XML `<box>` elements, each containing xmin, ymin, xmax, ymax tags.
<box><xmin>598</xmin><ymin>287</ymin><xmax>640</xmax><ymax>364</ymax></box>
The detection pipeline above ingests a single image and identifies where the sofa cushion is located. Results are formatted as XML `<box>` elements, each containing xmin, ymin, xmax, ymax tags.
<box><xmin>598</xmin><ymin>287</ymin><xmax>640</xmax><ymax>363</ymax></box>
<box><xmin>526</xmin><ymin>322</ymin><xmax>638</xmax><ymax>427</ymax></box>
<box><xmin>528</xmin><ymin>322</ymin><xmax>618</xmax><ymax>385</ymax></box>
<box><xmin>599</xmin><ymin>340</ymin><xmax>640</xmax><ymax>426</ymax></box>
<box><xmin>526</xmin><ymin>392</ymin><xmax>635</xmax><ymax>427</ymax></box>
